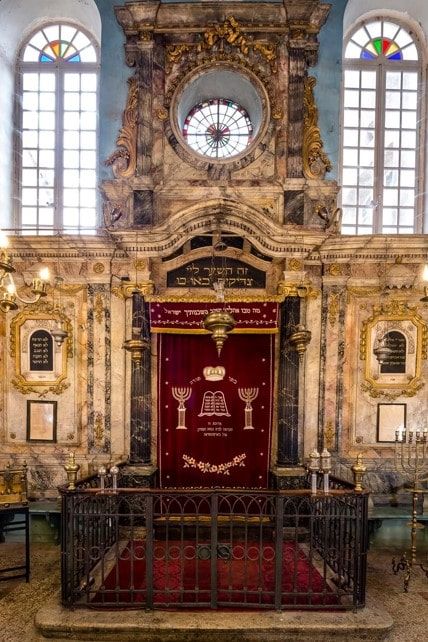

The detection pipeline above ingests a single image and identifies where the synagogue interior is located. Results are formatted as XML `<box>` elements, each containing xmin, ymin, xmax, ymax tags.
<box><xmin>0</xmin><ymin>1</ymin><xmax>428</xmax><ymax>640</ymax></box>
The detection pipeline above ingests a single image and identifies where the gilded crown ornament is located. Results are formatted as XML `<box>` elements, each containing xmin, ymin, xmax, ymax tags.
<box><xmin>203</xmin><ymin>366</ymin><xmax>226</xmax><ymax>381</ymax></box>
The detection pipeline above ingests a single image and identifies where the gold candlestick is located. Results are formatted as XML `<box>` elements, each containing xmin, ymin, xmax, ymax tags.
<box><xmin>392</xmin><ymin>430</ymin><xmax>428</xmax><ymax>591</ymax></box>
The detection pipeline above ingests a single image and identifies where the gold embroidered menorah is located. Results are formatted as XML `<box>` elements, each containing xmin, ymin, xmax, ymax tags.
<box><xmin>238</xmin><ymin>387</ymin><xmax>259</xmax><ymax>430</ymax></box>
<box><xmin>172</xmin><ymin>387</ymin><xmax>192</xmax><ymax>430</ymax></box>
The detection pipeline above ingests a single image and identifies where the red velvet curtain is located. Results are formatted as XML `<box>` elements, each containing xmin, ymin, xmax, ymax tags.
<box><xmin>157</xmin><ymin>333</ymin><xmax>274</xmax><ymax>488</ymax></box>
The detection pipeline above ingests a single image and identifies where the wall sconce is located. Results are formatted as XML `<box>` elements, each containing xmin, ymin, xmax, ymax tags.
<box><xmin>0</xmin><ymin>229</ymin><xmax>49</xmax><ymax>312</ymax></box>
<box><xmin>421</xmin><ymin>264</ymin><xmax>428</xmax><ymax>302</ymax></box>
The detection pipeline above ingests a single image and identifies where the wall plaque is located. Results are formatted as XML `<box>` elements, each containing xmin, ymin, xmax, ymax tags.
<box><xmin>167</xmin><ymin>258</ymin><xmax>266</xmax><ymax>289</ymax></box>
<box><xmin>9</xmin><ymin>302</ymin><xmax>72</xmax><ymax>396</ymax></box>
<box><xmin>29</xmin><ymin>330</ymin><xmax>54</xmax><ymax>371</ymax></box>
<box><xmin>360</xmin><ymin>300</ymin><xmax>427</xmax><ymax>399</ymax></box>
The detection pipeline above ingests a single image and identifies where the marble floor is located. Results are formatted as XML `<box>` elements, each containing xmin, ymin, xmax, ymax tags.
<box><xmin>0</xmin><ymin>522</ymin><xmax>427</xmax><ymax>642</ymax></box>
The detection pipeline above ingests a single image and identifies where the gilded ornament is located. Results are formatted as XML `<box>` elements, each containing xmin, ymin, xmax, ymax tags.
<box><xmin>347</xmin><ymin>286</ymin><xmax>381</xmax><ymax>301</ymax></box>
<box><xmin>328</xmin><ymin>264</ymin><xmax>342</xmax><ymax>277</ymax></box>
<box><xmin>105</xmin><ymin>75</ymin><xmax>138</xmax><ymax>178</ymax></box>
<box><xmin>271</xmin><ymin>106</ymin><xmax>283</xmax><ymax>120</ymax></box>
<box><xmin>360</xmin><ymin>300</ymin><xmax>427</xmax><ymax>399</ymax></box>
<box><xmin>166</xmin><ymin>17</ymin><xmax>277</xmax><ymax>71</ymax></box>
<box><xmin>360</xmin><ymin>380</ymin><xmax>424</xmax><ymax>400</ymax></box>
<box><xmin>288</xmin><ymin>258</ymin><xmax>303</xmax><ymax>272</ymax></box>
<box><xmin>328</xmin><ymin>292</ymin><xmax>340</xmax><ymax>327</ymax></box>
<box><xmin>324</xmin><ymin>420</ymin><xmax>335</xmax><ymax>451</ymax></box>
<box><xmin>93</xmin><ymin>263</ymin><xmax>105</xmax><ymax>274</ymax></box>
<box><xmin>94</xmin><ymin>413</ymin><xmax>104</xmax><ymax>442</ymax></box>
<box><xmin>156</xmin><ymin>107</ymin><xmax>169</xmax><ymax>121</ymax></box>
<box><xmin>277</xmin><ymin>282</ymin><xmax>319</xmax><ymax>299</ymax></box>
<box><xmin>94</xmin><ymin>294</ymin><xmax>104</xmax><ymax>324</ymax></box>
<box><xmin>112</xmin><ymin>280</ymin><xmax>155</xmax><ymax>300</ymax></box>
<box><xmin>166</xmin><ymin>44</ymin><xmax>190</xmax><ymax>64</ymax></box>
<box><xmin>303</xmin><ymin>77</ymin><xmax>332</xmax><ymax>180</ymax></box>
<box><xmin>11</xmin><ymin>376</ymin><xmax>70</xmax><ymax>397</ymax></box>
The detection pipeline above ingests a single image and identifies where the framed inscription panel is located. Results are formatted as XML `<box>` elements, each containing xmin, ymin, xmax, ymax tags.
<box><xmin>377</xmin><ymin>403</ymin><xmax>406</xmax><ymax>443</ymax></box>
<box><xmin>9</xmin><ymin>302</ymin><xmax>72</xmax><ymax>395</ymax></box>
<box><xmin>27</xmin><ymin>400</ymin><xmax>57</xmax><ymax>442</ymax></box>
<box><xmin>360</xmin><ymin>301</ymin><xmax>427</xmax><ymax>399</ymax></box>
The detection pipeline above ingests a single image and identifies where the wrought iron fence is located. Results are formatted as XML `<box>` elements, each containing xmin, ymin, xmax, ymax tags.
<box><xmin>60</xmin><ymin>478</ymin><xmax>368</xmax><ymax>610</ymax></box>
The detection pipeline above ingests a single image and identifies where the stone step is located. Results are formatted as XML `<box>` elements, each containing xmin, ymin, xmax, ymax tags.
<box><xmin>35</xmin><ymin>601</ymin><xmax>393</xmax><ymax>642</ymax></box>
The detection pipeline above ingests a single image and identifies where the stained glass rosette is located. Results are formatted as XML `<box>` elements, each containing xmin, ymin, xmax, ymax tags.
<box><xmin>183</xmin><ymin>98</ymin><xmax>253</xmax><ymax>159</ymax></box>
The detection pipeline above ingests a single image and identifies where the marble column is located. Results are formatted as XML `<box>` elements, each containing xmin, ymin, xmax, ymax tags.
<box><xmin>287</xmin><ymin>48</ymin><xmax>306</xmax><ymax>178</ymax></box>
<box><xmin>277</xmin><ymin>297</ymin><xmax>301</xmax><ymax>465</ymax></box>
<box><xmin>129</xmin><ymin>292</ymin><xmax>152</xmax><ymax>464</ymax></box>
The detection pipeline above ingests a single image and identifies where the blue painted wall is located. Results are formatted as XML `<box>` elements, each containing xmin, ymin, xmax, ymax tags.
<box><xmin>313</xmin><ymin>0</ymin><xmax>347</xmax><ymax>180</ymax></box>
<box><xmin>95</xmin><ymin>1</ymin><xmax>130</xmax><ymax>181</ymax></box>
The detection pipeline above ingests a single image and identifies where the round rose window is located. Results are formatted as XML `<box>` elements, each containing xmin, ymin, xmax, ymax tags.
<box><xmin>182</xmin><ymin>98</ymin><xmax>253</xmax><ymax>159</ymax></box>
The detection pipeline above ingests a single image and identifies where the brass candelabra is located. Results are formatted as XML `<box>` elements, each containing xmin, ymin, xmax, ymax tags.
<box><xmin>392</xmin><ymin>429</ymin><xmax>428</xmax><ymax>592</ymax></box>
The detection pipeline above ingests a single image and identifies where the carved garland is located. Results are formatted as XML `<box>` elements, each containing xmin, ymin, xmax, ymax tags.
<box><xmin>303</xmin><ymin>76</ymin><xmax>331</xmax><ymax>180</ymax></box>
<box><xmin>105</xmin><ymin>75</ymin><xmax>139</xmax><ymax>178</ymax></box>
<box><xmin>166</xmin><ymin>16</ymin><xmax>277</xmax><ymax>72</ymax></box>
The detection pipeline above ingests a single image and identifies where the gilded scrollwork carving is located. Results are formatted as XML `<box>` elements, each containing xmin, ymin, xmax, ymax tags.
<box><xmin>94</xmin><ymin>412</ymin><xmax>105</xmax><ymax>442</ymax></box>
<box><xmin>105</xmin><ymin>75</ymin><xmax>138</xmax><ymax>178</ymax></box>
<box><xmin>166</xmin><ymin>16</ymin><xmax>277</xmax><ymax>72</ymax></box>
<box><xmin>328</xmin><ymin>292</ymin><xmax>340</xmax><ymax>327</ymax></box>
<box><xmin>303</xmin><ymin>76</ymin><xmax>332</xmax><ymax>180</ymax></box>
<box><xmin>94</xmin><ymin>294</ymin><xmax>105</xmax><ymax>324</ymax></box>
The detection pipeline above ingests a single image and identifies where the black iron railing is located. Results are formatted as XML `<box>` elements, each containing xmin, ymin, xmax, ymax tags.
<box><xmin>60</xmin><ymin>477</ymin><xmax>368</xmax><ymax>610</ymax></box>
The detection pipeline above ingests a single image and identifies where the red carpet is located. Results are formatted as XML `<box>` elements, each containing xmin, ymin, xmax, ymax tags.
<box><xmin>94</xmin><ymin>540</ymin><xmax>338</xmax><ymax>609</ymax></box>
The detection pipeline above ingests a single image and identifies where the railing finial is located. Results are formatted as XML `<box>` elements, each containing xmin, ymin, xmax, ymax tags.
<box><xmin>352</xmin><ymin>453</ymin><xmax>366</xmax><ymax>492</ymax></box>
<box><xmin>64</xmin><ymin>451</ymin><xmax>80</xmax><ymax>490</ymax></box>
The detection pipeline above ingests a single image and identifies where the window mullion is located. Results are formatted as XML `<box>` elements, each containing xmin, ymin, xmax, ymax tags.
<box><xmin>374</xmin><ymin>64</ymin><xmax>386</xmax><ymax>234</ymax></box>
<box><xmin>55</xmin><ymin>65</ymin><xmax>64</xmax><ymax>231</ymax></box>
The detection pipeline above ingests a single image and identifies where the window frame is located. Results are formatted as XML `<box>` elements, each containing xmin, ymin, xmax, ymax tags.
<box><xmin>14</xmin><ymin>22</ymin><xmax>100</xmax><ymax>234</ymax></box>
<box><xmin>340</xmin><ymin>17</ymin><xmax>425</xmax><ymax>235</ymax></box>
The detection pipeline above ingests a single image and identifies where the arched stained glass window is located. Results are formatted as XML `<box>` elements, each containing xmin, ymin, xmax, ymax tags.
<box><xmin>341</xmin><ymin>19</ymin><xmax>422</xmax><ymax>234</ymax></box>
<box><xmin>23</xmin><ymin>25</ymin><xmax>97</xmax><ymax>63</ymax></box>
<box><xmin>17</xmin><ymin>24</ymin><xmax>99</xmax><ymax>234</ymax></box>
<box><xmin>345</xmin><ymin>22</ymin><xmax>418</xmax><ymax>61</ymax></box>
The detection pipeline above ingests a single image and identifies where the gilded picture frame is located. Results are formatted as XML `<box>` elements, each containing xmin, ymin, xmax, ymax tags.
<box><xmin>9</xmin><ymin>301</ymin><xmax>72</xmax><ymax>396</ymax></box>
<box><xmin>360</xmin><ymin>301</ymin><xmax>427</xmax><ymax>399</ymax></box>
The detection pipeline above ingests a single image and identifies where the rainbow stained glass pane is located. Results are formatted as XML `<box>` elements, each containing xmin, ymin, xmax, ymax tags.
<box><xmin>23</xmin><ymin>26</ymin><xmax>96</xmax><ymax>64</ymax></box>
<box><xmin>345</xmin><ymin>21</ymin><xmax>418</xmax><ymax>62</ymax></box>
